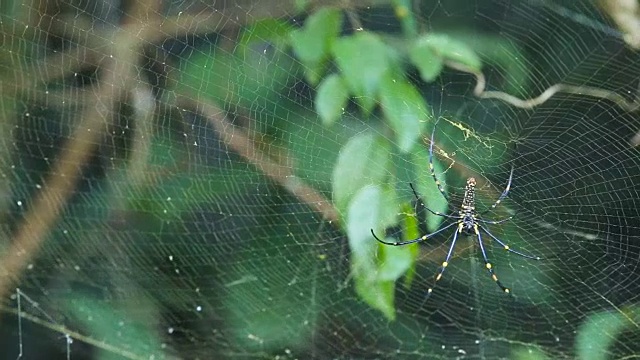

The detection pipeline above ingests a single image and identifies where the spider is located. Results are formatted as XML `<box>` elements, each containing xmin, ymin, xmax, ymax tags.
<box><xmin>370</xmin><ymin>119</ymin><xmax>541</xmax><ymax>296</ymax></box>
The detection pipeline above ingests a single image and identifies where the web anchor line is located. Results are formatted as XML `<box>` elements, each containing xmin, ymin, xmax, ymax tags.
<box><xmin>15</xmin><ymin>288</ymin><xmax>72</xmax><ymax>360</ymax></box>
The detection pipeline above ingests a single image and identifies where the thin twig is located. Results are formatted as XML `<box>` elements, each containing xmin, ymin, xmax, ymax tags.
<box><xmin>444</xmin><ymin>60</ymin><xmax>640</xmax><ymax>146</ymax></box>
<box><xmin>445</xmin><ymin>60</ymin><xmax>640</xmax><ymax>112</ymax></box>
<box><xmin>0</xmin><ymin>299</ymin><xmax>165</xmax><ymax>360</ymax></box>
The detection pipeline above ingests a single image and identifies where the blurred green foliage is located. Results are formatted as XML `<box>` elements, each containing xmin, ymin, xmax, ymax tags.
<box><xmin>2</xmin><ymin>1</ymin><xmax>639</xmax><ymax>359</ymax></box>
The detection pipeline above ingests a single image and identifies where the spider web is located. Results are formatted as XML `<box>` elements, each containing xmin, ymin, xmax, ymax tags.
<box><xmin>1</xmin><ymin>0</ymin><xmax>640</xmax><ymax>359</ymax></box>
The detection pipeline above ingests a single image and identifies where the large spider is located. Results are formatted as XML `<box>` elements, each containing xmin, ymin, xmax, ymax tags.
<box><xmin>371</xmin><ymin>120</ymin><xmax>541</xmax><ymax>296</ymax></box>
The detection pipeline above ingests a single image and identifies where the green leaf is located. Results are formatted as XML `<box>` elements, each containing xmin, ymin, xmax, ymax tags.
<box><xmin>221</xmin><ymin>229</ymin><xmax>324</xmax><ymax>352</ymax></box>
<box><xmin>347</xmin><ymin>185</ymin><xmax>396</xmax><ymax>320</ymax></box>
<box><xmin>416</xmin><ymin>33</ymin><xmax>482</xmax><ymax>72</ymax></box>
<box><xmin>294</xmin><ymin>0</ymin><xmax>312</xmax><ymax>12</ymax></box>
<box><xmin>377</xmin><ymin>240</ymin><xmax>414</xmax><ymax>282</ymax></box>
<box><xmin>511</xmin><ymin>346</ymin><xmax>550</xmax><ymax>360</ymax></box>
<box><xmin>379</xmin><ymin>75</ymin><xmax>429</xmax><ymax>153</ymax></box>
<box><xmin>316</xmin><ymin>74</ymin><xmax>349</xmax><ymax>126</ymax></box>
<box><xmin>332</xmin><ymin>32</ymin><xmax>393</xmax><ymax>114</ymax></box>
<box><xmin>347</xmin><ymin>185</ymin><xmax>383</xmax><ymax>259</ymax></box>
<box><xmin>236</xmin><ymin>19</ymin><xmax>299</xmax><ymax>106</ymax></box>
<box><xmin>371</xmin><ymin>186</ymin><xmax>413</xmax><ymax>283</ymax></box>
<box><xmin>128</xmin><ymin>167</ymin><xmax>262</xmax><ymax>222</ymax></box>
<box><xmin>400</xmin><ymin>202</ymin><xmax>420</xmax><ymax>288</ymax></box>
<box><xmin>126</xmin><ymin>133</ymin><xmax>263</xmax><ymax>221</ymax></box>
<box><xmin>301</xmin><ymin>62</ymin><xmax>327</xmax><ymax>86</ymax></box>
<box><xmin>458</xmin><ymin>33</ymin><xmax>529</xmax><ymax>95</ymax></box>
<box><xmin>333</xmin><ymin>133</ymin><xmax>390</xmax><ymax>215</ymax></box>
<box><xmin>60</xmin><ymin>292</ymin><xmax>168</xmax><ymax>359</ymax></box>
<box><xmin>238</xmin><ymin>18</ymin><xmax>294</xmax><ymax>55</ymax></box>
<box><xmin>180</xmin><ymin>51</ymin><xmax>235</xmax><ymax>104</ymax></box>
<box><xmin>409</xmin><ymin>39</ymin><xmax>444</xmax><ymax>82</ymax></box>
<box><xmin>180</xmin><ymin>28</ymin><xmax>299</xmax><ymax>120</ymax></box>
<box><xmin>576</xmin><ymin>307</ymin><xmax>640</xmax><ymax>360</ymax></box>
<box><xmin>290</xmin><ymin>7</ymin><xmax>343</xmax><ymax>84</ymax></box>
<box><xmin>413</xmin><ymin>30</ymin><xmax>529</xmax><ymax>94</ymax></box>
<box><xmin>378</xmin><ymin>183</ymin><xmax>400</xmax><ymax>229</ymax></box>
<box><xmin>0</xmin><ymin>1</ymin><xmax>20</xmax><ymax>18</ymax></box>
<box><xmin>181</xmin><ymin>18</ymin><xmax>296</xmax><ymax>106</ymax></box>
<box><xmin>412</xmin><ymin>146</ymin><xmax>449</xmax><ymax>232</ymax></box>
<box><xmin>355</xmin><ymin>276</ymin><xmax>396</xmax><ymax>320</ymax></box>
<box><xmin>285</xmin><ymin>108</ymin><xmax>368</xmax><ymax>191</ymax></box>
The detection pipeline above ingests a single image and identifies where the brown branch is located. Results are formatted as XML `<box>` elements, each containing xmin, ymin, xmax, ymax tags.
<box><xmin>0</xmin><ymin>59</ymin><xmax>125</xmax><ymax>301</ymax></box>
<box><xmin>0</xmin><ymin>1</ymin><xmax>160</xmax><ymax>307</ymax></box>
<box><xmin>176</xmin><ymin>93</ymin><xmax>340</xmax><ymax>225</ymax></box>
<box><xmin>1</xmin><ymin>0</ymin><xmax>389</xmax><ymax>300</ymax></box>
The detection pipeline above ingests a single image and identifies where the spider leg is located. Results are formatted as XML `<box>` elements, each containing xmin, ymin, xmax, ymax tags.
<box><xmin>371</xmin><ymin>221</ymin><xmax>458</xmax><ymax>246</ymax></box>
<box><xmin>474</xmin><ymin>224</ymin><xmax>511</xmax><ymax>294</ymax></box>
<box><xmin>409</xmin><ymin>183</ymin><xmax>457</xmax><ymax>219</ymax></box>
<box><xmin>429</xmin><ymin>118</ymin><xmax>449</xmax><ymax>202</ymax></box>
<box><xmin>478</xmin><ymin>224</ymin><xmax>542</xmax><ymax>260</ymax></box>
<box><xmin>479</xmin><ymin>164</ymin><xmax>514</xmax><ymax>216</ymax></box>
<box><xmin>426</xmin><ymin>222</ymin><xmax>462</xmax><ymax>297</ymax></box>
